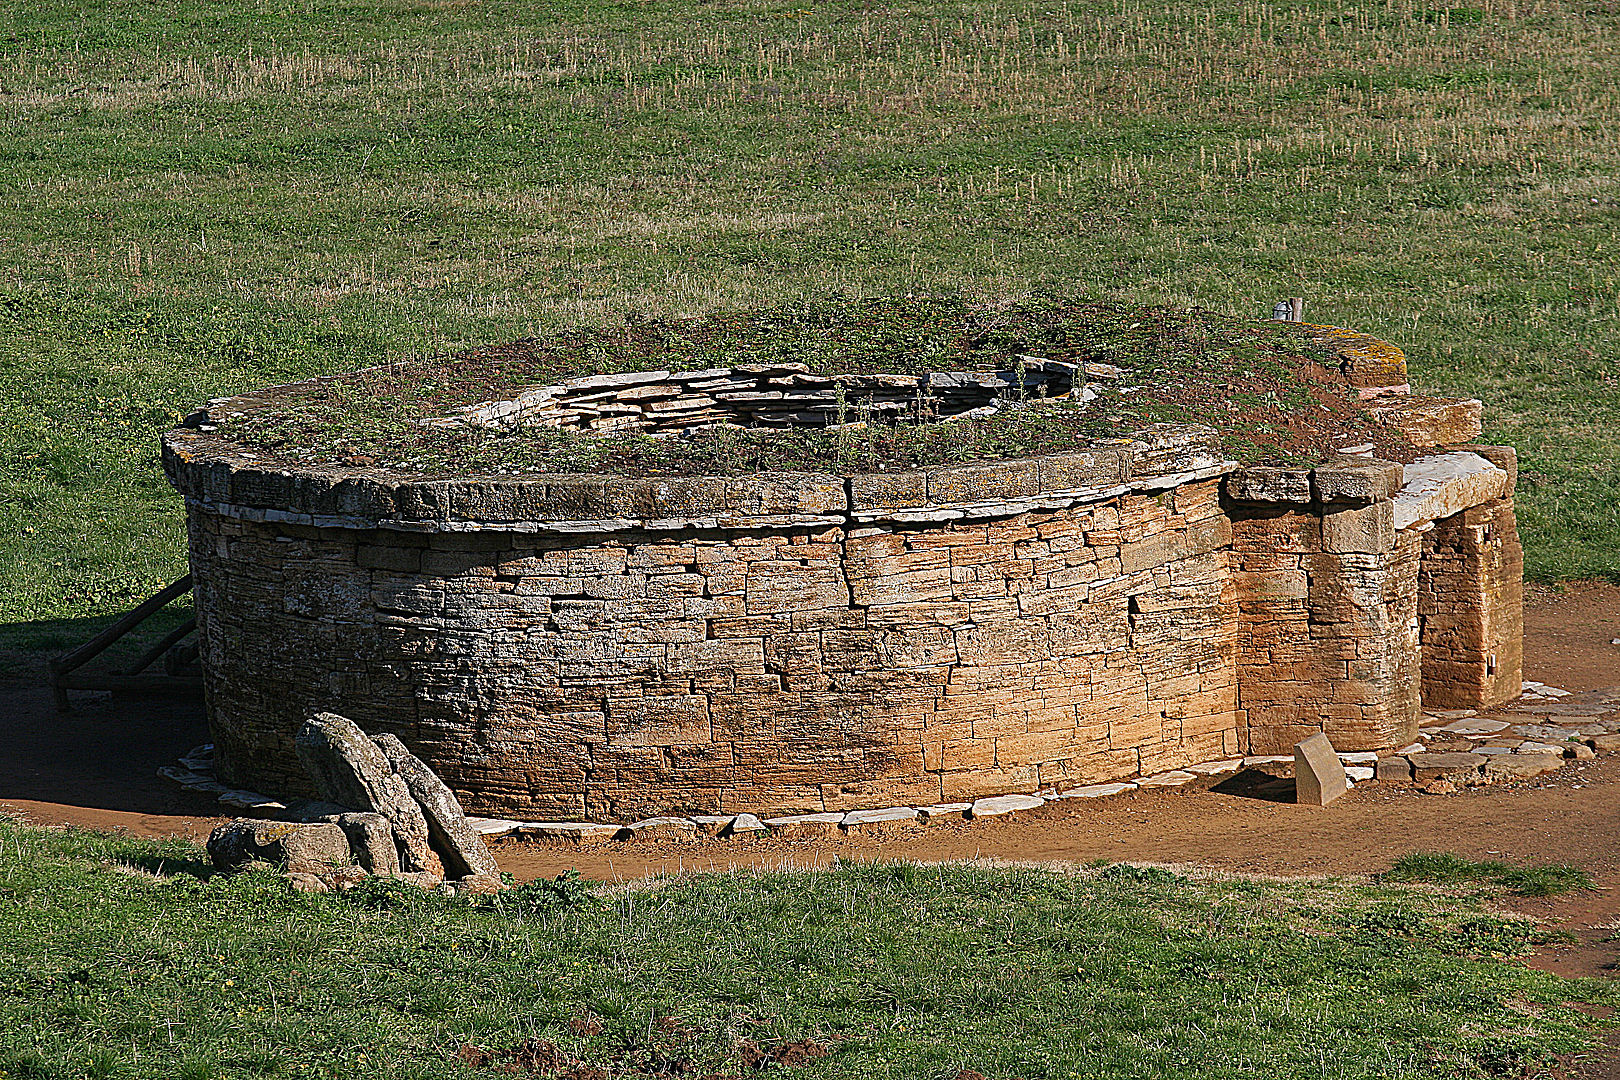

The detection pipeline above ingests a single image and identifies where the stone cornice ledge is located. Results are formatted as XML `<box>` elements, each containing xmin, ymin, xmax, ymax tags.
<box><xmin>165</xmin><ymin>423</ymin><xmax>1230</xmax><ymax>534</ymax></box>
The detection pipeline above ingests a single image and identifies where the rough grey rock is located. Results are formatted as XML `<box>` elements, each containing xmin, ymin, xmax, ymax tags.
<box><xmin>335</xmin><ymin>812</ymin><xmax>400</xmax><ymax>876</ymax></box>
<box><xmin>840</xmin><ymin>807</ymin><xmax>921</xmax><ymax>835</ymax></box>
<box><xmin>516</xmin><ymin>822</ymin><xmax>620</xmax><ymax>845</ymax></box>
<box><xmin>373</xmin><ymin>732</ymin><xmax>500</xmax><ymax>881</ymax></box>
<box><xmin>294</xmin><ymin>713</ymin><xmax>437</xmax><ymax>876</ymax></box>
<box><xmin>1294</xmin><ymin>733</ymin><xmax>1349</xmax><ymax>807</ymax></box>
<box><xmin>207</xmin><ymin>819</ymin><xmax>353</xmax><ymax>876</ymax></box>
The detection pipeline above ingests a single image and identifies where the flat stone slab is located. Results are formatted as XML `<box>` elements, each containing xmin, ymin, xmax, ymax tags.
<box><xmin>1392</xmin><ymin>451</ymin><xmax>1507</xmax><ymax>530</ymax></box>
<box><xmin>1513</xmin><ymin>725</ymin><xmax>1585</xmax><ymax>741</ymax></box>
<box><xmin>516</xmin><ymin>822</ymin><xmax>621</xmax><ymax>844</ymax></box>
<box><xmin>1473</xmin><ymin>746</ymin><xmax>1515</xmax><ymax>756</ymax></box>
<box><xmin>1137</xmin><ymin>770</ymin><xmax>1198</xmax><ymax>788</ymax></box>
<box><xmin>1294</xmin><ymin>733</ymin><xmax>1349</xmax><ymax>807</ymax></box>
<box><xmin>1516</xmin><ymin>741</ymin><xmax>1569</xmax><ymax>755</ymax></box>
<box><xmin>1185</xmin><ymin>759</ymin><xmax>1244</xmax><ymax>776</ymax></box>
<box><xmin>762</xmin><ymin>812</ymin><xmax>846</xmax><ymax>839</ymax></box>
<box><xmin>917</xmin><ymin>803</ymin><xmax>973</xmax><ymax>820</ymax></box>
<box><xmin>466</xmin><ymin>818</ymin><xmax>525</xmax><ymax>836</ymax></box>
<box><xmin>624</xmin><ymin>817</ymin><xmax>698</xmax><ymax>842</ymax></box>
<box><xmin>1395</xmin><ymin>743</ymin><xmax>1425</xmax><ymax>754</ymax></box>
<box><xmin>1337</xmin><ymin>751</ymin><xmax>1380</xmax><ymax>764</ymax></box>
<box><xmin>1483</xmin><ymin>753</ymin><xmax>1565</xmax><ymax>780</ymax></box>
<box><xmin>1408</xmin><ymin>752</ymin><xmax>1486</xmax><ymax>782</ymax></box>
<box><xmin>1345</xmin><ymin>766</ymin><xmax>1375</xmax><ymax>782</ymax></box>
<box><xmin>969</xmin><ymin>794</ymin><xmax>1046</xmax><ymax>818</ymax></box>
<box><xmin>841</xmin><ymin>807</ymin><xmax>922</xmax><ymax>835</ymax></box>
<box><xmin>1591</xmin><ymin>734</ymin><xmax>1620</xmax><ymax>752</ymax></box>
<box><xmin>1242</xmin><ymin>755</ymin><xmax>1293</xmax><ymax>766</ymax></box>
<box><xmin>1056</xmin><ymin>782</ymin><xmax>1138</xmax><ymax>799</ymax></box>
<box><xmin>1439</xmin><ymin>718</ymin><xmax>1511</xmax><ymax>735</ymax></box>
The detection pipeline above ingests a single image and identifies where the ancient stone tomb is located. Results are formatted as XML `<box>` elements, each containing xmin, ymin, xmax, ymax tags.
<box><xmin>163</xmin><ymin>314</ymin><xmax>1522</xmax><ymax>822</ymax></box>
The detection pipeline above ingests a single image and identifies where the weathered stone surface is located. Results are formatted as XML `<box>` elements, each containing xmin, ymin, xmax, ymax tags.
<box><xmin>335</xmin><ymin>812</ymin><xmax>400</xmax><ymax>876</ymax></box>
<box><xmin>1407</xmin><ymin>752</ymin><xmax>1486</xmax><ymax>783</ymax></box>
<box><xmin>1482</xmin><ymin>753</ymin><xmax>1564</xmax><ymax>781</ymax></box>
<box><xmin>452</xmin><ymin>873</ymin><xmax>506</xmax><ymax>896</ymax></box>
<box><xmin>207</xmin><ymin>819</ymin><xmax>353</xmax><ymax>876</ymax></box>
<box><xmin>1321</xmin><ymin>502</ymin><xmax>1394</xmax><ymax>555</ymax></box>
<box><xmin>1591</xmin><ymin>734</ymin><xmax>1620</xmax><ymax>752</ymax></box>
<box><xmin>969</xmin><ymin>794</ymin><xmax>1046</xmax><ymax>818</ymax></box>
<box><xmin>1293</xmin><ymin>734</ymin><xmax>1349</xmax><ymax>807</ymax></box>
<box><xmin>623</xmin><ymin>817</ymin><xmax>698</xmax><ymax>842</ymax></box>
<box><xmin>373</xmin><ymin>732</ymin><xmax>500</xmax><ymax>881</ymax></box>
<box><xmin>1365</xmin><ymin>396</ymin><xmax>1483</xmax><ymax>447</ymax></box>
<box><xmin>916</xmin><ymin>802</ymin><xmax>973</xmax><ymax>819</ymax></box>
<box><xmin>1054</xmin><ymin>782</ymin><xmax>1136</xmax><ymax>799</ymax></box>
<box><xmin>1137</xmin><ymin>770</ymin><xmax>1197</xmax><ymax>788</ymax></box>
<box><xmin>761</xmin><ymin>812</ymin><xmax>845</xmax><ymax>839</ymax></box>
<box><xmin>518</xmin><ymin>822</ymin><xmax>620</xmax><ymax>845</ymax></box>
<box><xmin>724</xmin><ymin>813</ymin><xmax>767</xmax><ymax>837</ymax></box>
<box><xmin>294</xmin><ymin>714</ymin><xmax>437</xmax><ymax>875</ymax></box>
<box><xmin>1227</xmin><ymin>467</ymin><xmax>1311</xmax><ymax>504</ymax></box>
<box><xmin>1375</xmin><ymin>757</ymin><xmax>1413</xmax><ymax>782</ymax></box>
<box><xmin>1313</xmin><ymin>458</ymin><xmax>1404</xmax><ymax>504</ymax></box>
<box><xmin>1393</xmin><ymin>453</ymin><xmax>1509</xmax><ymax>530</ymax></box>
<box><xmin>1184</xmin><ymin>760</ymin><xmax>1243</xmax><ymax>776</ymax></box>
<box><xmin>841</xmin><ymin>807</ymin><xmax>922</xmax><ymax>835</ymax></box>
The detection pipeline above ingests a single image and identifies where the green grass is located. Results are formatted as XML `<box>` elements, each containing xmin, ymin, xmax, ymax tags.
<box><xmin>2</xmin><ymin>0</ymin><xmax>1618</xmax><ymax>625</ymax></box>
<box><xmin>1383</xmin><ymin>852</ymin><xmax>1598</xmax><ymax>898</ymax></box>
<box><xmin>2</xmin><ymin>818</ymin><xmax>1616</xmax><ymax>1080</ymax></box>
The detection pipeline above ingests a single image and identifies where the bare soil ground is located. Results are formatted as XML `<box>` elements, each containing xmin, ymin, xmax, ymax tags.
<box><xmin>4</xmin><ymin>581</ymin><xmax>1618</xmax><ymax>999</ymax></box>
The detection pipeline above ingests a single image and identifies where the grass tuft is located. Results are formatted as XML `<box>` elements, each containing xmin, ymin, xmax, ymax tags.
<box><xmin>1383</xmin><ymin>852</ymin><xmax>1597</xmax><ymax>897</ymax></box>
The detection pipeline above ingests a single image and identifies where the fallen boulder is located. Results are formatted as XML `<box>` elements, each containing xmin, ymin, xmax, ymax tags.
<box><xmin>295</xmin><ymin>714</ymin><xmax>439</xmax><ymax>877</ymax></box>
<box><xmin>207</xmin><ymin>819</ymin><xmax>353</xmax><ymax>877</ymax></box>
<box><xmin>373</xmin><ymin>733</ymin><xmax>500</xmax><ymax>880</ymax></box>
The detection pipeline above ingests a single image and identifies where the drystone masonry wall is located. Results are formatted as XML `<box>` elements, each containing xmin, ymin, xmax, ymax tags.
<box><xmin>165</xmin><ymin>346</ymin><xmax>1526</xmax><ymax>822</ymax></box>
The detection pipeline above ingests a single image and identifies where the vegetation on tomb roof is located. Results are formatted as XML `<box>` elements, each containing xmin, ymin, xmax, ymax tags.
<box><xmin>213</xmin><ymin>295</ymin><xmax>1408</xmax><ymax>476</ymax></box>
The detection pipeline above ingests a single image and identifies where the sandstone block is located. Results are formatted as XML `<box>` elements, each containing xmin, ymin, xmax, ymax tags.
<box><xmin>1312</xmin><ymin>458</ymin><xmax>1404</xmax><ymax>504</ymax></box>
<box><xmin>1482</xmin><ymin>753</ymin><xmax>1563</xmax><ymax>781</ymax></box>
<box><xmin>1227</xmin><ymin>468</ymin><xmax>1312</xmax><ymax>504</ymax></box>
<box><xmin>1322</xmin><ymin>502</ymin><xmax>1394</xmax><ymax>555</ymax></box>
<box><xmin>1293</xmin><ymin>733</ymin><xmax>1349</xmax><ymax>807</ymax></box>
<box><xmin>1375</xmin><ymin>757</ymin><xmax>1413</xmax><ymax>782</ymax></box>
<box><xmin>1407</xmin><ymin>751</ymin><xmax>1486</xmax><ymax>783</ymax></box>
<box><xmin>335</xmin><ymin>812</ymin><xmax>400</xmax><ymax>876</ymax></box>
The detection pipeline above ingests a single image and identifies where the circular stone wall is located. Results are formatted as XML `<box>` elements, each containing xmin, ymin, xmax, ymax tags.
<box><xmin>165</xmin><ymin>362</ymin><xmax>1245</xmax><ymax>822</ymax></box>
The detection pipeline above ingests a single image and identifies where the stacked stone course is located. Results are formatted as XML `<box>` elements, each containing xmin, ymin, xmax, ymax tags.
<box><xmin>166</xmin><ymin>334</ymin><xmax>1526</xmax><ymax>822</ymax></box>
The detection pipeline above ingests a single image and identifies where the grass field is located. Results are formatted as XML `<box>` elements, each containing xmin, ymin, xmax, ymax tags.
<box><xmin>0</xmin><ymin>818</ymin><xmax>1613</xmax><ymax>1079</ymax></box>
<box><xmin>2</xmin><ymin>0</ymin><xmax>1618</xmax><ymax>628</ymax></box>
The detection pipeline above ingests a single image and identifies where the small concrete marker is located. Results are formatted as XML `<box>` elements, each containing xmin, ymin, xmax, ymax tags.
<box><xmin>1293</xmin><ymin>733</ymin><xmax>1349</xmax><ymax>807</ymax></box>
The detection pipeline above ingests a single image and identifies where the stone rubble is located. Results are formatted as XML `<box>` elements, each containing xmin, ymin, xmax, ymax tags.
<box><xmin>202</xmin><ymin>712</ymin><xmax>506</xmax><ymax>894</ymax></box>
